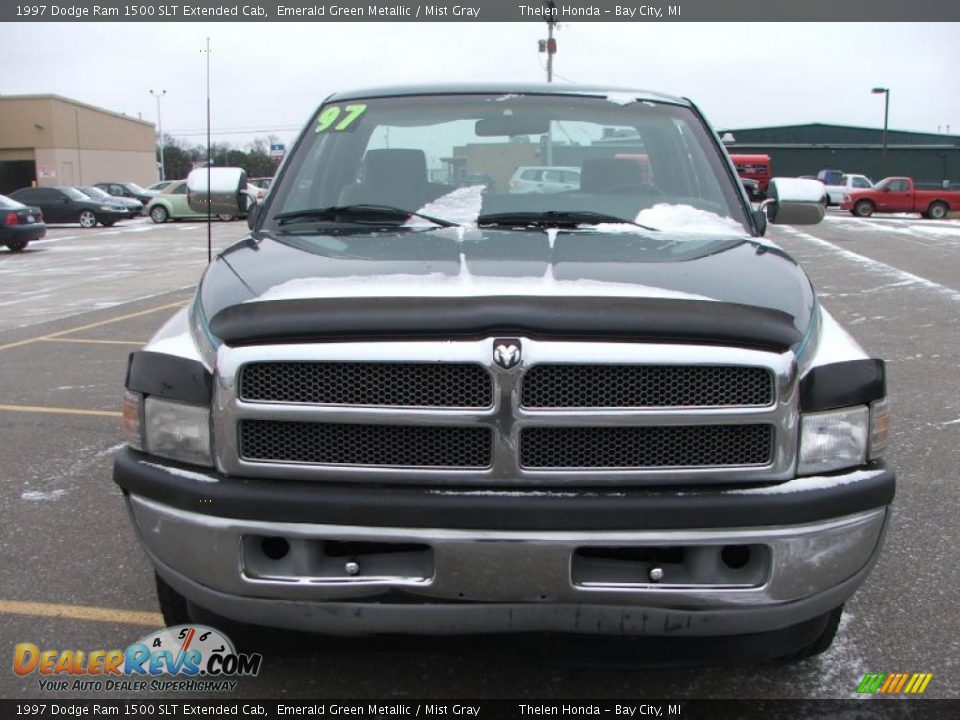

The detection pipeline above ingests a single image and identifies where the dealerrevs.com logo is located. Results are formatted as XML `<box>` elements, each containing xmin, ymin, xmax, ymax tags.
<box><xmin>14</xmin><ymin>625</ymin><xmax>262</xmax><ymax>693</ymax></box>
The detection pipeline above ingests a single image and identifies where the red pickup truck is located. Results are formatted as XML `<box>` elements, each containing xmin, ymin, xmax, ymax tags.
<box><xmin>841</xmin><ymin>177</ymin><xmax>959</xmax><ymax>219</ymax></box>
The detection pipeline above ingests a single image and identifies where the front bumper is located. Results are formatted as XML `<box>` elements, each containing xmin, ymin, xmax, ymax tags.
<box><xmin>115</xmin><ymin>450</ymin><xmax>894</xmax><ymax>637</ymax></box>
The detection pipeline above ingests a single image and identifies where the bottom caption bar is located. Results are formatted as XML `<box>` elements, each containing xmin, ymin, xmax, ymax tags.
<box><xmin>2</xmin><ymin>701</ymin><xmax>959</xmax><ymax>719</ymax></box>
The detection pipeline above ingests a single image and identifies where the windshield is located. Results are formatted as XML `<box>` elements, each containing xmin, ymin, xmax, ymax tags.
<box><xmin>0</xmin><ymin>194</ymin><xmax>26</xmax><ymax>209</ymax></box>
<box><xmin>61</xmin><ymin>187</ymin><xmax>88</xmax><ymax>200</ymax></box>
<box><xmin>79</xmin><ymin>187</ymin><xmax>111</xmax><ymax>200</ymax></box>
<box><xmin>265</xmin><ymin>93</ymin><xmax>749</xmax><ymax>236</ymax></box>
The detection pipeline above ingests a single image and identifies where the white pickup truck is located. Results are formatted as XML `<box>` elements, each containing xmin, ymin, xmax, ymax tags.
<box><xmin>825</xmin><ymin>174</ymin><xmax>873</xmax><ymax>206</ymax></box>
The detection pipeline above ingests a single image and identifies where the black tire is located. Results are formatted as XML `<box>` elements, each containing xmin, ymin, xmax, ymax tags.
<box><xmin>154</xmin><ymin>572</ymin><xmax>191</xmax><ymax>627</ymax></box>
<box><xmin>149</xmin><ymin>205</ymin><xmax>169</xmax><ymax>224</ymax></box>
<box><xmin>5</xmin><ymin>239</ymin><xmax>29</xmax><ymax>252</ymax></box>
<box><xmin>927</xmin><ymin>202</ymin><xmax>949</xmax><ymax>220</ymax></box>
<box><xmin>78</xmin><ymin>209</ymin><xmax>98</xmax><ymax>228</ymax></box>
<box><xmin>778</xmin><ymin>606</ymin><xmax>844</xmax><ymax>663</ymax></box>
<box><xmin>853</xmin><ymin>200</ymin><xmax>874</xmax><ymax>218</ymax></box>
<box><xmin>100</xmin><ymin>219</ymin><xmax>116</xmax><ymax>228</ymax></box>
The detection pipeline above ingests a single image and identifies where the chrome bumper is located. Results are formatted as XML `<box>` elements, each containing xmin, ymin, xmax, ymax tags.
<box><xmin>128</xmin><ymin>494</ymin><xmax>888</xmax><ymax>636</ymax></box>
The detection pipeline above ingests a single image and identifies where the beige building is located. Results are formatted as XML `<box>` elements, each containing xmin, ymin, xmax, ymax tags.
<box><xmin>0</xmin><ymin>94</ymin><xmax>157</xmax><ymax>193</ymax></box>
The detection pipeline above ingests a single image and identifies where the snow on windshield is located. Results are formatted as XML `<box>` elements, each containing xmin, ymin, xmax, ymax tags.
<box><xmin>406</xmin><ymin>185</ymin><xmax>485</xmax><ymax>228</ymax></box>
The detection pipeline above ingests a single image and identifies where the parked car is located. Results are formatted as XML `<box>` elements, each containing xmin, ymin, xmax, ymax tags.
<box><xmin>248</xmin><ymin>177</ymin><xmax>273</xmax><ymax>191</ymax></box>
<box><xmin>816</xmin><ymin>169</ymin><xmax>845</xmax><ymax>187</ymax></box>
<box><xmin>730</xmin><ymin>154</ymin><xmax>772</xmax><ymax>197</ymax></box>
<box><xmin>840</xmin><ymin>176</ymin><xmax>960</xmax><ymax>219</ymax></box>
<box><xmin>145</xmin><ymin>180</ymin><xmax>235</xmax><ymax>223</ymax></box>
<box><xmin>8</xmin><ymin>186</ymin><xmax>128</xmax><ymax>228</ymax></box>
<box><xmin>824</xmin><ymin>174</ymin><xmax>873</xmax><ymax>206</ymax></box>
<box><xmin>116</xmin><ymin>83</ymin><xmax>893</xmax><ymax>664</ymax></box>
<box><xmin>94</xmin><ymin>181</ymin><xmax>153</xmax><ymax>205</ymax></box>
<box><xmin>77</xmin><ymin>186</ymin><xmax>143</xmax><ymax>216</ymax></box>
<box><xmin>0</xmin><ymin>193</ymin><xmax>46</xmax><ymax>252</ymax></box>
<box><xmin>509</xmin><ymin>166</ymin><xmax>581</xmax><ymax>193</ymax></box>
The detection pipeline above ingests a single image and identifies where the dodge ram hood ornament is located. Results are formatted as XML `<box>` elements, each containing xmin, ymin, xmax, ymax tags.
<box><xmin>493</xmin><ymin>339</ymin><xmax>522</xmax><ymax>369</ymax></box>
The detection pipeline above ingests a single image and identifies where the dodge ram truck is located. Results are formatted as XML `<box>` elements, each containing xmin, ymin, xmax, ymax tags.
<box><xmin>841</xmin><ymin>176</ymin><xmax>960</xmax><ymax>218</ymax></box>
<box><xmin>114</xmin><ymin>84</ymin><xmax>895</xmax><ymax>662</ymax></box>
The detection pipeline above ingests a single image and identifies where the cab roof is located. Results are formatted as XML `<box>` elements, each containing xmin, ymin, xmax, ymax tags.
<box><xmin>325</xmin><ymin>82</ymin><xmax>691</xmax><ymax>106</ymax></box>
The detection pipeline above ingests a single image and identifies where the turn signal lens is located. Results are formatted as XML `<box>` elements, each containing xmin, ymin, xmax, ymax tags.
<box><xmin>869</xmin><ymin>398</ymin><xmax>892</xmax><ymax>459</ymax></box>
<box><xmin>121</xmin><ymin>390</ymin><xmax>144</xmax><ymax>451</ymax></box>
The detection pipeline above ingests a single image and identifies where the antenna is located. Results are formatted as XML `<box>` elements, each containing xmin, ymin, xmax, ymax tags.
<box><xmin>204</xmin><ymin>37</ymin><xmax>212</xmax><ymax>264</ymax></box>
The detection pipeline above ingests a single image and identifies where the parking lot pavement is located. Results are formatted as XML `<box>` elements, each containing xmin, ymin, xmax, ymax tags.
<box><xmin>0</xmin><ymin>216</ymin><xmax>244</xmax><ymax>332</ymax></box>
<box><xmin>1</xmin><ymin>215</ymin><xmax>958</xmax><ymax>700</ymax></box>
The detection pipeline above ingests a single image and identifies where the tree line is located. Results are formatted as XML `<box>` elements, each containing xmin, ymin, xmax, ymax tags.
<box><xmin>157</xmin><ymin>135</ymin><xmax>281</xmax><ymax>181</ymax></box>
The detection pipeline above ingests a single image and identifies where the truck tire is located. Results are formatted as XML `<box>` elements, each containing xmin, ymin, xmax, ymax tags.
<box><xmin>927</xmin><ymin>202</ymin><xmax>948</xmax><ymax>220</ymax></box>
<box><xmin>777</xmin><ymin>606</ymin><xmax>843</xmax><ymax>663</ymax></box>
<box><xmin>154</xmin><ymin>572</ymin><xmax>191</xmax><ymax>627</ymax></box>
<box><xmin>853</xmin><ymin>200</ymin><xmax>874</xmax><ymax>218</ymax></box>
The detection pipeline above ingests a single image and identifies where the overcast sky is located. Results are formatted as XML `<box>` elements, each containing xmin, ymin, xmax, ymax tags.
<box><xmin>3</xmin><ymin>22</ymin><xmax>958</xmax><ymax>149</ymax></box>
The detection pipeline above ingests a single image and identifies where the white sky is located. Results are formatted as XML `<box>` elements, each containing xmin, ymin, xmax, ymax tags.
<box><xmin>2</xmin><ymin>22</ymin><xmax>958</xmax><ymax>149</ymax></box>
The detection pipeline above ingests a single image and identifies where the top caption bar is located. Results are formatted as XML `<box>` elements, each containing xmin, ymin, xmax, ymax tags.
<box><xmin>4</xmin><ymin>0</ymin><xmax>959</xmax><ymax>21</ymax></box>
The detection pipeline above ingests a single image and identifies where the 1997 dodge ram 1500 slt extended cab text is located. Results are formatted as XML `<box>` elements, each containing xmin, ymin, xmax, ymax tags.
<box><xmin>114</xmin><ymin>84</ymin><xmax>894</xmax><ymax>661</ymax></box>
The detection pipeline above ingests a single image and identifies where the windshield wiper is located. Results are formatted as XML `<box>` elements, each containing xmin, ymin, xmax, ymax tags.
<box><xmin>275</xmin><ymin>204</ymin><xmax>458</xmax><ymax>228</ymax></box>
<box><xmin>476</xmin><ymin>210</ymin><xmax>660</xmax><ymax>231</ymax></box>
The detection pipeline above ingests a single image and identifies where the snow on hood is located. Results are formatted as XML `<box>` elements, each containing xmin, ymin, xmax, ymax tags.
<box><xmin>252</xmin><ymin>271</ymin><xmax>718</xmax><ymax>303</ymax></box>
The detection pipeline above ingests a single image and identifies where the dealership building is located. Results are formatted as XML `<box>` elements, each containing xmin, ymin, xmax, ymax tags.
<box><xmin>0</xmin><ymin>94</ymin><xmax>157</xmax><ymax>194</ymax></box>
<box><xmin>719</xmin><ymin>123</ymin><xmax>960</xmax><ymax>187</ymax></box>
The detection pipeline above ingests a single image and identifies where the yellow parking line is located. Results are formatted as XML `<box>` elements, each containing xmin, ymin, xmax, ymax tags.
<box><xmin>40</xmin><ymin>338</ymin><xmax>145</xmax><ymax>346</ymax></box>
<box><xmin>0</xmin><ymin>600</ymin><xmax>163</xmax><ymax>628</ymax></box>
<box><xmin>0</xmin><ymin>300</ymin><xmax>186</xmax><ymax>352</ymax></box>
<box><xmin>0</xmin><ymin>403</ymin><xmax>121</xmax><ymax>418</ymax></box>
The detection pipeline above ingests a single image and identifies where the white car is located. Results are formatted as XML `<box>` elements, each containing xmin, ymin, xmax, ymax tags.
<box><xmin>825</xmin><ymin>174</ymin><xmax>873</xmax><ymax>206</ymax></box>
<box><xmin>509</xmin><ymin>166</ymin><xmax>581</xmax><ymax>193</ymax></box>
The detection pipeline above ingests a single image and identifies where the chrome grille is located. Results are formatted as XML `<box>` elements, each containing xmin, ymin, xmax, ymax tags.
<box><xmin>520</xmin><ymin>425</ymin><xmax>774</xmax><ymax>469</ymax></box>
<box><xmin>240</xmin><ymin>420</ymin><xmax>492</xmax><ymax>468</ymax></box>
<box><xmin>216</xmin><ymin>339</ymin><xmax>797</xmax><ymax>486</ymax></box>
<box><xmin>522</xmin><ymin>365</ymin><xmax>773</xmax><ymax>408</ymax></box>
<box><xmin>240</xmin><ymin>362</ymin><xmax>492</xmax><ymax>408</ymax></box>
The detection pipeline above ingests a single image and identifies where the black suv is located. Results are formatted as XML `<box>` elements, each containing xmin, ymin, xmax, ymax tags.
<box><xmin>10</xmin><ymin>186</ymin><xmax>129</xmax><ymax>228</ymax></box>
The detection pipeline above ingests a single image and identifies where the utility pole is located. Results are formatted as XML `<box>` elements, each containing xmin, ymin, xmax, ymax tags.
<box><xmin>871</xmin><ymin>87</ymin><xmax>890</xmax><ymax>178</ymax></box>
<box><xmin>544</xmin><ymin>1</ymin><xmax>557</xmax><ymax>82</ymax></box>
<box><xmin>150</xmin><ymin>89</ymin><xmax>167</xmax><ymax>181</ymax></box>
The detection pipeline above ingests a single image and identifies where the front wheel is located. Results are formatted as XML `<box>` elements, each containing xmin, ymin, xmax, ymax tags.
<box><xmin>853</xmin><ymin>200</ymin><xmax>874</xmax><ymax>218</ymax></box>
<box><xmin>150</xmin><ymin>205</ymin><xmax>169</xmax><ymax>224</ymax></box>
<box><xmin>927</xmin><ymin>202</ymin><xmax>949</xmax><ymax>220</ymax></box>
<box><xmin>78</xmin><ymin>210</ymin><xmax>98</xmax><ymax>228</ymax></box>
<box><xmin>5</xmin><ymin>239</ymin><xmax>29</xmax><ymax>252</ymax></box>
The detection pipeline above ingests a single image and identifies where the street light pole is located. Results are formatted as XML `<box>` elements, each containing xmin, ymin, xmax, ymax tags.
<box><xmin>150</xmin><ymin>89</ymin><xmax>167</xmax><ymax>181</ymax></box>
<box><xmin>872</xmin><ymin>87</ymin><xmax>889</xmax><ymax>178</ymax></box>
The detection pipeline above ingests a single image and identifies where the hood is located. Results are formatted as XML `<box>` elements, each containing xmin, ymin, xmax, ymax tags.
<box><xmin>200</xmin><ymin>227</ymin><xmax>816</xmax><ymax>352</ymax></box>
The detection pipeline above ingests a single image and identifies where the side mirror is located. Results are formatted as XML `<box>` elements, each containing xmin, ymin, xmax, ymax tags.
<box><xmin>186</xmin><ymin>167</ymin><xmax>248</xmax><ymax>216</ymax></box>
<box><xmin>763</xmin><ymin>178</ymin><xmax>825</xmax><ymax>225</ymax></box>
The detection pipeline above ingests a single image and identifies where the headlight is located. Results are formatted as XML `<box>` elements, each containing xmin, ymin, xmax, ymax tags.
<box><xmin>144</xmin><ymin>397</ymin><xmax>212</xmax><ymax>466</ymax></box>
<box><xmin>798</xmin><ymin>406</ymin><xmax>869</xmax><ymax>475</ymax></box>
<box><xmin>122</xmin><ymin>391</ymin><xmax>212</xmax><ymax>467</ymax></box>
<box><xmin>99</xmin><ymin>205</ymin><xmax>112</xmax><ymax>211</ymax></box>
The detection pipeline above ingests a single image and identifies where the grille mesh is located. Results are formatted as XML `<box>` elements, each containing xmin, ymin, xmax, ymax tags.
<box><xmin>521</xmin><ymin>365</ymin><xmax>773</xmax><ymax>408</ymax></box>
<box><xmin>240</xmin><ymin>420</ymin><xmax>492</xmax><ymax>468</ymax></box>
<box><xmin>240</xmin><ymin>362</ymin><xmax>492</xmax><ymax>408</ymax></box>
<box><xmin>520</xmin><ymin>424</ymin><xmax>773</xmax><ymax>469</ymax></box>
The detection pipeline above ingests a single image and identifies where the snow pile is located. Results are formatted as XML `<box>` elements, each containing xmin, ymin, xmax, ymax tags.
<box><xmin>406</xmin><ymin>185</ymin><xmax>485</xmax><ymax>228</ymax></box>
<box><xmin>605</xmin><ymin>92</ymin><xmax>638</xmax><ymax>106</ymax></box>
<box><xmin>635</xmin><ymin>203</ymin><xmax>746</xmax><ymax>235</ymax></box>
<box><xmin>726</xmin><ymin>468</ymin><xmax>886</xmax><ymax>495</ymax></box>
<box><xmin>22</xmin><ymin>489</ymin><xmax>66</xmax><ymax>501</ymax></box>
